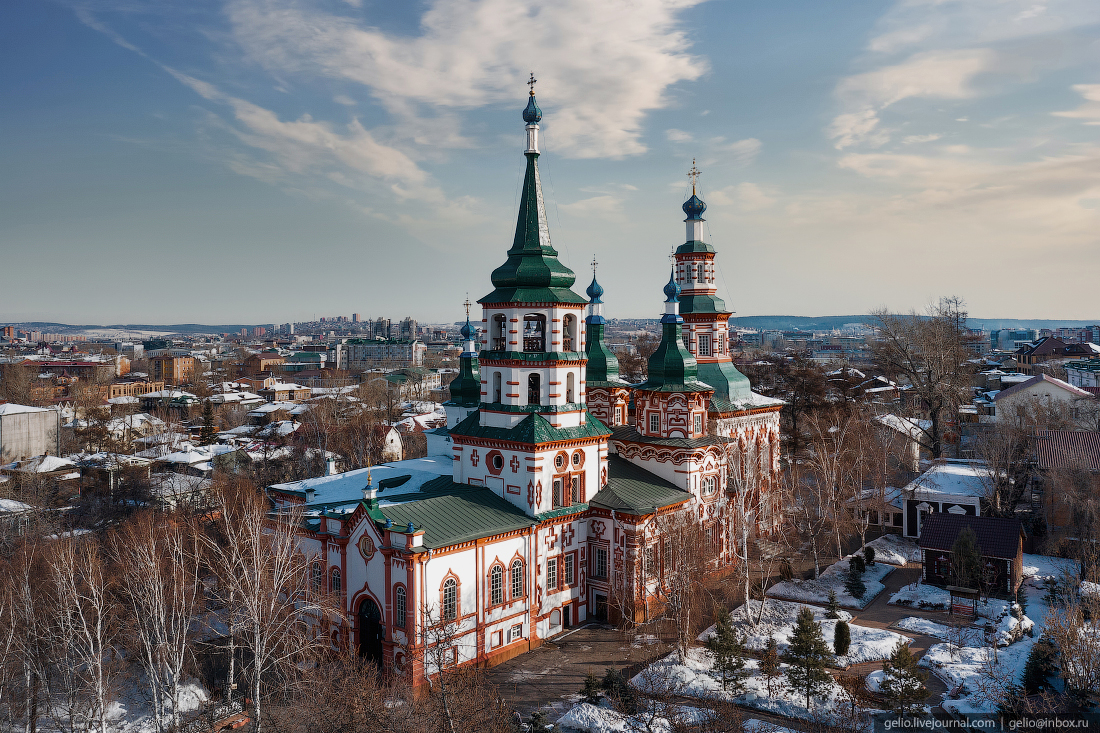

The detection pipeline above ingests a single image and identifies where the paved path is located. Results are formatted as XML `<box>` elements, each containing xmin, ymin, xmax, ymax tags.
<box><xmin>847</xmin><ymin>563</ymin><xmax>949</xmax><ymax>704</ymax></box>
<box><xmin>486</xmin><ymin>624</ymin><xmax>669</xmax><ymax>719</ymax></box>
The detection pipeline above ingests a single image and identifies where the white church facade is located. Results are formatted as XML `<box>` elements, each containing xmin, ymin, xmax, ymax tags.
<box><xmin>267</xmin><ymin>85</ymin><xmax>782</xmax><ymax>687</ymax></box>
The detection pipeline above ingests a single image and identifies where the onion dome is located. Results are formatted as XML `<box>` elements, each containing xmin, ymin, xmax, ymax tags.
<box><xmin>663</xmin><ymin>271</ymin><xmax>680</xmax><ymax>303</ymax></box>
<box><xmin>586</xmin><ymin>276</ymin><xmax>604</xmax><ymax>304</ymax></box>
<box><xmin>682</xmin><ymin>193</ymin><xmax>706</xmax><ymax>220</ymax></box>
<box><xmin>522</xmin><ymin>93</ymin><xmax>542</xmax><ymax>124</ymax></box>
<box><xmin>459</xmin><ymin>317</ymin><xmax>474</xmax><ymax>340</ymax></box>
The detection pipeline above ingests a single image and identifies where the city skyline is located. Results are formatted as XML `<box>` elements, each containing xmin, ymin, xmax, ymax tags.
<box><xmin>2</xmin><ymin>0</ymin><xmax>1099</xmax><ymax>324</ymax></box>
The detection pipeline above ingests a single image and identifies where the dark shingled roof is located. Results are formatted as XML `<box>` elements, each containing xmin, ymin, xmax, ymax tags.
<box><xmin>610</xmin><ymin>425</ymin><xmax>734</xmax><ymax>450</ymax></box>
<box><xmin>918</xmin><ymin>513</ymin><xmax>1024</xmax><ymax>560</ymax></box>
<box><xmin>588</xmin><ymin>455</ymin><xmax>691</xmax><ymax>515</ymax></box>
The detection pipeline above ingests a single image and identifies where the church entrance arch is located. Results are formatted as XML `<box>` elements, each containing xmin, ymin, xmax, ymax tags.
<box><xmin>357</xmin><ymin>597</ymin><xmax>383</xmax><ymax>667</ymax></box>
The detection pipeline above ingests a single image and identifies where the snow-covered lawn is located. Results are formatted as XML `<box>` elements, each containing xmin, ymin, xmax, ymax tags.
<box><xmin>1022</xmin><ymin>554</ymin><xmax>1078</xmax><ymax>581</ymax></box>
<box><xmin>767</xmin><ymin>555</ymin><xmax>893</xmax><ymax>609</ymax></box>
<box><xmin>107</xmin><ymin>681</ymin><xmax>209</xmax><ymax>733</ymax></box>
<box><xmin>699</xmin><ymin>599</ymin><xmax>908</xmax><ymax>667</ymax></box>
<box><xmin>744</xmin><ymin>720</ymin><xmax>799</xmax><ymax>733</ymax></box>
<box><xmin>862</xmin><ymin>535</ymin><xmax>921</xmax><ymax>566</ymax></box>
<box><xmin>889</xmin><ymin>582</ymin><xmax>950</xmax><ymax>610</ymax></box>
<box><xmin>630</xmin><ymin>647</ymin><xmax>853</xmax><ymax>722</ymax></box>
<box><xmin>555</xmin><ymin>700</ymin><xmax>708</xmax><ymax>733</ymax></box>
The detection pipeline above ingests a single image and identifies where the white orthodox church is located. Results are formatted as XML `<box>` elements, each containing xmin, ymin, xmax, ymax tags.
<box><xmin>267</xmin><ymin>84</ymin><xmax>783</xmax><ymax>686</ymax></box>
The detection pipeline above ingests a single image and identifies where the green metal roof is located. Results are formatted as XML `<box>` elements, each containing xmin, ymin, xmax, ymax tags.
<box><xmin>678</xmin><ymin>293</ymin><xmax>730</xmax><ymax>314</ymax></box>
<box><xmin>585</xmin><ymin>320</ymin><xmax>628</xmax><ymax>384</ymax></box>
<box><xmin>698</xmin><ymin>360</ymin><xmax>752</xmax><ymax>404</ymax></box>
<box><xmin>610</xmin><ymin>425</ymin><xmax>734</xmax><ymax>450</ymax></box>
<box><xmin>675</xmin><ymin>240</ymin><xmax>716</xmax><ymax>254</ymax></box>
<box><xmin>633</xmin><ymin>320</ymin><xmax>712</xmax><ymax>393</ymax></box>
<box><xmin>480</xmin><ymin>152</ymin><xmax>585</xmax><ymax>306</ymax></box>
<box><xmin>378</xmin><ymin>478</ymin><xmax>533</xmax><ymax>548</ymax></box>
<box><xmin>449</xmin><ymin>409</ymin><xmax>611</xmax><ymax>445</ymax></box>
<box><xmin>588</xmin><ymin>455</ymin><xmax>690</xmax><ymax>515</ymax></box>
<box><xmin>445</xmin><ymin>355</ymin><xmax>481</xmax><ymax>407</ymax></box>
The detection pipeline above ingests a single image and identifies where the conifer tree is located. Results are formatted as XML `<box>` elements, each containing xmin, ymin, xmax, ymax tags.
<box><xmin>951</xmin><ymin>527</ymin><xmax>982</xmax><ymax>590</ymax></box>
<box><xmin>863</xmin><ymin>545</ymin><xmax>876</xmax><ymax>566</ymax></box>
<box><xmin>845</xmin><ymin>564</ymin><xmax>866</xmax><ymax>600</ymax></box>
<box><xmin>1022</xmin><ymin>636</ymin><xmax>1057</xmax><ymax>694</ymax></box>
<box><xmin>850</xmin><ymin>554</ymin><xmax>866</xmax><ymax>575</ymax></box>
<box><xmin>783</xmin><ymin>607</ymin><xmax>834</xmax><ymax>709</ymax></box>
<box><xmin>760</xmin><ymin>636</ymin><xmax>782</xmax><ymax>697</ymax></box>
<box><xmin>825</xmin><ymin>589</ymin><xmax>841</xmax><ymax>619</ymax></box>
<box><xmin>706</xmin><ymin>612</ymin><xmax>747</xmax><ymax>693</ymax></box>
<box><xmin>834</xmin><ymin>619</ymin><xmax>851</xmax><ymax>657</ymax></box>
<box><xmin>580</xmin><ymin>671</ymin><xmax>602</xmax><ymax>704</ymax></box>
<box><xmin>528</xmin><ymin>707</ymin><xmax>551</xmax><ymax>731</ymax></box>
<box><xmin>199</xmin><ymin>400</ymin><xmax>217</xmax><ymax>445</ymax></box>
<box><xmin>880</xmin><ymin>640</ymin><xmax>928</xmax><ymax>715</ymax></box>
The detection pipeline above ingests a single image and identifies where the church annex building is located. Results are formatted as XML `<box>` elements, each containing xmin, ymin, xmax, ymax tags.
<box><xmin>267</xmin><ymin>86</ymin><xmax>783</xmax><ymax>685</ymax></box>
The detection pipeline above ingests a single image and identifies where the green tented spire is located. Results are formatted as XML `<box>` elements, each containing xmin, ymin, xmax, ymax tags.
<box><xmin>481</xmin><ymin>93</ymin><xmax>586</xmax><ymax>307</ymax></box>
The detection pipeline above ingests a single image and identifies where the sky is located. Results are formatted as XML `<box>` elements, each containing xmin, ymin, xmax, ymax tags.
<box><xmin>1</xmin><ymin>0</ymin><xmax>1099</xmax><ymax>326</ymax></box>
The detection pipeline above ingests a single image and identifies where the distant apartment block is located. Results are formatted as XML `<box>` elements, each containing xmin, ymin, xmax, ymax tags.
<box><xmin>150</xmin><ymin>354</ymin><xmax>199</xmax><ymax>384</ymax></box>
<box><xmin>0</xmin><ymin>403</ymin><xmax>61</xmax><ymax>464</ymax></box>
<box><xmin>338</xmin><ymin>339</ymin><xmax>426</xmax><ymax>370</ymax></box>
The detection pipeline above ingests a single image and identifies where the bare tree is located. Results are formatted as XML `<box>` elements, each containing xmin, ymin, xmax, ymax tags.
<box><xmin>44</xmin><ymin>535</ymin><xmax>120</xmax><ymax>733</ymax></box>
<box><xmin>870</xmin><ymin>297</ymin><xmax>972</xmax><ymax>459</ymax></box>
<box><xmin>113</xmin><ymin>513</ymin><xmax>204</xmax><ymax>733</ymax></box>
<box><xmin>202</xmin><ymin>484</ymin><xmax>340</xmax><ymax>732</ymax></box>
<box><xmin>654</xmin><ymin>511</ymin><xmax>715</xmax><ymax>659</ymax></box>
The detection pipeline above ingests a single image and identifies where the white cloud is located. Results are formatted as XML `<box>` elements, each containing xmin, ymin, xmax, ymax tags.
<box><xmin>902</xmin><ymin>133</ymin><xmax>942</xmax><ymax>144</ymax></box>
<box><xmin>837</xmin><ymin>49</ymin><xmax>996</xmax><ymax>109</ymax></box>
<box><xmin>666</xmin><ymin>128</ymin><xmax>693</xmax><ymax>142</ymax></box>
<box><xmin>717</xmin><ymin>137</ymin><xmax>762</xmax><ymax>166</ymax></box>
<box><xmin>559</xmin><ymin>195</ymin><xmax>624</xmax><ymax>217</ymax></box>
<box><xmin>708</xmin><ymin>182</ymin><xmax>776</xmax><ymax>211</ymax></box>
<box><xmin>225</xmin><ymin>0</ymin><xmax>710</xmax><ymax>159</ymax></box>
<box><xmin>1053</xmin><ymin>83</ymin><xmax>1100</xmax><ymax>125</ymax></box>
<box><xmin>829</xmin><ymin>109</ymin><xmax>885</xmax><ymax>150</ymax></box>
<box><xmin>333</xmin><ymin>94</ymin><xmax>356</xmax><ymax>106</ymax></box>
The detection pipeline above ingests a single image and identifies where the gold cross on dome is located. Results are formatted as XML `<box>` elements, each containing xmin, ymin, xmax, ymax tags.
<box><xmin>528</xmin><ymin>72</ymin><xmax>537</xmax><ymax>96</ymax></box>
<box><xmin>688</xmin><ymin>159</ymin><xmax>701</xmax><ymax>194</ymax></box>
<box><xmin>463</xmin><ymin>294</ymin><xmax>471</xmax><ymax>319</ymax></box>
<box><xmin>591</xmin><ymin>256</ymin><xmax>598</xmax><ymax>278</ymax></box>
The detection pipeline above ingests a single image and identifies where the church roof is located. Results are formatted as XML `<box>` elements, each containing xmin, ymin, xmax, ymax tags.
<box><xmin>449</xmin><ymin>409</ymin><xmax>611</xmax><ymax>445</ymax></box>
<box><xmin>609</xmin><ymin>425</ymin><xmax>734</xmax><ymax>450</ymax></box>
<box><xmin>588</xmin><ymin>455</ymin><xmax>690</xmax><ymax>515</ymax></box>
<box><xmin>585</xmin><ymin>320</ymin><xmax>627</xmax><ymax>385</ymax></box>
<box><xmin>378</xmin><ymin>478</ymin><xmax>533</xmax><ymax>549</ymax></box>
<box><xmin>633</xmin><ymin>319</ymin><xmax>713</xmax><ymax>394</ymax></box>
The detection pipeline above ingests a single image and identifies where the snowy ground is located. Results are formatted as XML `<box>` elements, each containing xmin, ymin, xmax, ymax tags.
<box><xmin>699</xmin><ymin>599</ymin><xmax>908</xmax><ymax>667</ymax></box>
<box><xmin>106</xmin><ymin>681</ymin><xmax>209</xmax><ymax>733</ymax></box>
<box><xmin>767</xmin><ymin>555</ymin><xmax>893</xmax><ymax>609</ymax></box>
<box><xmin>555</xmin><ymin>700</ymin><xmax>709</xmax><ymax>733</ymax></box>
<box><xmin>1022</xmin><ymin>554</ymin><xmax>1078</xmax><ymax>581</ymax></box>
<box><xmin>861</xmin><ymin>535</ymin><xmax>922</xmax><ymax>566</ymax></box>
<box><xmin>629</xmin><ymin>647</ymin><xmax>854</xmax><ymax>722</ymax></box>
<box><xmin>889</xmin><ymin>582</ymin><xmax>950</xmax><ymax>610</ymax></box>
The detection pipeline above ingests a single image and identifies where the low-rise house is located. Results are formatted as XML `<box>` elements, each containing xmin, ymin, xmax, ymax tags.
<box><xmin>900</xmin><ymin>459</ymin><xmax>991</xmax><ymax>538</ymax></box>
<box><xmin>993</xmin><ymin>374</ymin><xmax>1094</xmax><ymax>423</ymax></box>
<box><xmin>919</xmin><ymin>513</ymin><xmax>1025</xmax><ymax>597</ymax></box>
<box><xmin>257</xmin><ymin>382</ymin><xmax>312</xmax><ymax>403</ymax></box>
<box><xmin>1065</xmin><ymin>358</ymin><xmax>1100</xmax><ymax>395</ymax></box>
<box><xmin>1032</xmin><ymin>429</ymin><xmax>1100</xmax><ymax>539</ymax></box>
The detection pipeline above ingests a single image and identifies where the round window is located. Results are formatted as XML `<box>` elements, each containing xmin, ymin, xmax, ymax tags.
<box><xmin>555</xmin><ymin>454</ymin><xmax>565</xmax><ymax>468</ymax></box>
<box><xmin>492</xmin><ymin>454</ymin><xmax>503</xmax><ymax>470</ymax></box>
<box><xmin>572</xmin><ymin>452</ymin><xmax>582</xmax><ymax>466</ymax></box>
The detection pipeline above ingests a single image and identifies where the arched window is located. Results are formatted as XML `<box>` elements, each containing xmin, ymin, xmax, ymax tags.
<box><xmin>490</xmin><ymin>565</ymin><xmax>503</xmax><ymax>606</ymax></box>
<box><xmin>702</xmin><ymin>476</ymin><xmax>717</xmax><ymax>496</ymax></box>
<box><xmin>562</xmin><ymin>315</ymin><xmax>577</xmax><ymax>351</ymax></box>
<box><xmin>311</xmin><ymin>561</ymin><xmax>321</xmax><ymax>595</ymax></box>
<box><xmin>441</xmin><ymin>578</ymin><xmax>457</xmax><ymax>621</ymax></box>
<box><xmin>527</xmin><ymin>373</ymin><xmax>541</xmax><ymax>405</ymax></box>
<box><xmin>492</xmin><ymin>314</ymin><xmax>507</xmax><ymax>351</ymax></box>
<box><xmin>330</xmin><ymin>568</ymin><xmax>341</xmax><ymax>594</ymax></box>
<box><xmin>566</xmin><ymin>372</ymin><xmax>575</xmax><ymax>403</ymax></box>
<box><xmin>697</xmin><ymin>263</ymin><xmax>705</xmax><ymax>282</ymax></box>
<box><xmin>511</xmin><ymin>559</ymin><xmax>524</xmax><ymax>599</ymax></box>
<box><xmin>492</xmin><ymin>372</ymin><xmax>502</xmax><ymax>403</ymax></box>
<box><xmin>394</xmin><ymin>586</ymin><xmax>406</xmax><ymax>628</ymax></box>
<box><xmin>523</xmin><ymin>314</ymin><xmax>546</xmax><ymax>352</ymax></box>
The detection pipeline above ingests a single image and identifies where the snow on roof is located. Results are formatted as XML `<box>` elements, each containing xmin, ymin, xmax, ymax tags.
<box><xmin>107</xmin><ymin>396</ymin><xmax>141</xmax><ymax>405</ymax></box>
<box><xmin>269</xmin><ymin>456</ymin><xmax>452</xmax><ymax>509</ymax></box>
<box><xmin>995</xmin><ymin>373</ymin><xmax>1094</xmax><ymax>401</ymax></box>
<box><xmin>0</xmin><ymin>403</ymin><xmax>53</xmax><ymax>416</ymax></box>
<box><xmin>0</xmin><ymin>498</ymin><xmax>34</xmax><ymax>513</ymax></box>
<box><xmin>209</xmin><ymin>391</ymin><xmax>263</xmax><ymax>404</ymax></box>
<box><xmin>1</xmin><ymin>455</ymin><xmax>77</xmax><ymax>473</ymax></box>
<box><xmin>873</xmin><ymin>414</ymin><xmax>931</xmax><ymax>442</ymax></box>
<box><xmin>902</xmin><ymin>460</ymin><xmax>993</xmax><ymax>499</ymax></box>
<box><xmin>142</xmin><ymin>390</ymin><xmax>196</xmax><ymax>399</ymax></box>
<box><xmin>248</xmin><ymin>401</ymin><xmax>299</xmax><ymax>415</ymax></box>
